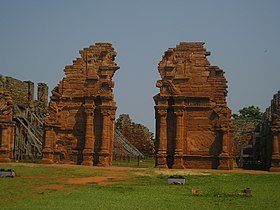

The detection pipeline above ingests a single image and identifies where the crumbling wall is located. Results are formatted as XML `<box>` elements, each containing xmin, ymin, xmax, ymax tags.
<box><xmin>0</xmin><ymin>75</ymin><xmax>48</xmax><ymax>115</ymax></box>
<box><xmin>233</xmin><ymin>120</ymin><xmax>259</xmax><ymax>157</ymax></box>
<box><xmin>0</xmin><ymin>75</ymin><xmax>48</xmax><ymax>160</ymax></box>
<box><xmin>35</xmin><ymin>83</ymin><xmax>49</xmax><ymax>114</ymax></box>
<box><xmin>0</xmin><ymin>86</ymin><xmax>15</xmax><ymax>162</ymax></box>
<box><xmin>116</xmin><ymin>114</ymin><xmax>154</xmax><ymax>156</ymax></box>
<box><xmin>237</xmin><ymin>91</ymin><xmax>280</xmax><ymax>171</ymax></box>
<box><xmin>154</xmin><ymin>42</ymin><xmax>234</xmax><ymax>170</ymax></box>
<box><xmin>0</xmin><ymin>75</ymin><xmax>34</xmax><ymax>109</ymax></box>
<box><xmin>257</xmin><ymin>91</ymin><xmax>280</xmax><ymax>171</ymax></box>
<box><xmin>42</xmin><ymin>43</ymin><xmax>119</xmax><ymax>167</ymax></box>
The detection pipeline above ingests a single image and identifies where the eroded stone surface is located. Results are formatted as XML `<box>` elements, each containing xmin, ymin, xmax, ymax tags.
<box><xmin>42</xmin><ymin>43</ymin><xmax>119</xmax><ymax>166</ymax></box>
<box><xmin>0</xmin><ymin>86</ymin><xmax>15</xmax><ymax>162</ymax></box>
<box><xmin>0</xmin><ymin>75</ymin><xmax>48</xmax><ymax>160</ymax></box>
<box><xmin>154</xmin><ymin>42</ymin><xmax>234</xmax><ymax>169</ymax></box>
<box><xmin>233</xmin><ymin>120</ymin><xmax>259</xmax><ymax>157</ymax></box>
<box><xmin>256</xmin><ymin>91</ymin><xmax>280</xmax><ymax>171</ymax></box>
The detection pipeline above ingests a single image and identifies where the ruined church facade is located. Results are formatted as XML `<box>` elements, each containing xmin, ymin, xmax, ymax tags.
<box><xmin>154</xmin><ymin>42</ymin><xmax>234</xmax><ymax>169</ymax></box>
<box><xmin>42</xmin><ymin>43</ymin><xmax>119</xmax><ymax>166</ymax></box>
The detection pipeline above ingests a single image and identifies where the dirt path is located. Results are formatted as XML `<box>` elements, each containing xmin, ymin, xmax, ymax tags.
<box><xmin>67</xmin><ymin>175</ymin><xmax>128</xmax><ymax>186</ymax></box>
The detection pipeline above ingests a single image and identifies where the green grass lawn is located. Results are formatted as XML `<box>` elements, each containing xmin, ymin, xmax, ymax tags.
<box><xmin>0</xmin><ymin>163</ymin><xmax>279</xmax><ymax>210</ymax></box>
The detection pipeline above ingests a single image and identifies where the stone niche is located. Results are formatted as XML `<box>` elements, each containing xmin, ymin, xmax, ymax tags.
<box><xmin>0</xmin><ymin>86</ymin><xmax>15</xmax><ymax>162</ymax></box>
<box><xmin>42</xmin><ymin>43</ymin><xmax>119</xmax><ymax>166</ymax></box>
<box><xmin>154</xmin><ymin>42</ymin><xmax>234</xmax><ymax>169</ymax></box>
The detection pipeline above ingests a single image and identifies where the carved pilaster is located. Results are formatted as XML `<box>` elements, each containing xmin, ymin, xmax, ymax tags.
<box><xmin>82</xmin><ymin>104</ymin><xmax>95</xmax><ymax>166</ymax></box>
<box><xmin>108</xmin><ymin>107</ymin><xmax>117</xmax><ymax>165</ymax></box>
<box><xmin>173</xmin><ymin>108</ymin><xmax>184</xmax><ymax>169</ymax></box>
<box><xmin>42</xmin><ymin>127</ymin><xmax>55</xmax><ymax>164</ymax></box>
<box><xmin>8</xmin><ymin>125</ymin><xmax>14</xmax><ymax>160</ymax></box>
<box><xmin>218</xmin><ymin>126</ymin><xmax>233</xmax><ymax>170</ymax></box>
<box><xmin>270</xmin><ymin>131</ymin><xmax>280</xmax><ymax>172</ymax></box>
<box><xmin>98</xmin><ymin>108</ymin><xmax>111</xmax><ymax>167</ymax></box>
<box><xmin>0</xmin><ymin>125</ymin><xmax>8</xmax><ymax>148</ymax></box>
<box><xmin>156</xmin><ymin>108</ymin><xmax>168</xmax><ymax>168</ymax></box>
<box><xmin>221</xmin><ymin>128</ymin><xmax>229</xmax><ymax>155</ymax></box>
<box><xmin>0</xmin><ymin>125</ymin><xmax>11</xmax><ymax>162</ymax></box>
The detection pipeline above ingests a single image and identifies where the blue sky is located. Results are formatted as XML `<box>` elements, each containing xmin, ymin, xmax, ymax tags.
<box><xmin>0</xmin><ymin>0</ymin><xmax>279</xmax><ymax>132</ymax></box>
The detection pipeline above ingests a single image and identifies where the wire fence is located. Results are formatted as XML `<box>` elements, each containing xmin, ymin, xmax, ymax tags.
<box><xmin>112</xmin><ymin>155</ymin><xmax>155</xmax><ymax>168</ymax></box>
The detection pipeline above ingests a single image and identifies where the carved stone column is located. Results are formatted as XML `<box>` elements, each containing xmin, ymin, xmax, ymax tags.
<box><xmin>98</xmin><ymin>108</ymin><xmax>110</xmax><ymax>167</ymax></box>
<box><xmin>0</xmin><ymin>125</ymin><xmax>11</xmax><ymax>162</ymax></box>
<box><xmin>82</xmin><ymin>104</ymin><xmax>95</xmax><ymax>166</ymax></box>
<box><xmin>0</xmin><ymin>125</ymin><xmax>8</xmax><ymax>147</ymax></box>
<box><xmin>6</xmin><ymin>126</ymin><xmax>11</xmax><ymax>159</ymax></box>
<box><xmin>155</xmin><ymin>108</ymin><xmax>168</xmax><ymax>168</ymax></box>
<box><xmin>42</xmin><ymin>127</ymin><xmax>55</xmax><ymax>164</ymax></box>
<box><xmin>9</xmin><ymin>125</ymin><xmax>15</xmax><ymax>160</ymax></box>
<box><xmin>218</xmin><ymin>127</ymin><xmax>232</xmax><ymax>170</ymax></box>
<box><xmin>108</xmin><ymin>108</ymin><xmax>116</xmax><ymax>166</ymax></box>
<box><xmin>270</xmin><ymin>131</ymin><xmax>280</xmax><ymax>172</ymax></box>
<box><xmin>173</xmin><ymin>109</ymin><xmax>184</xmax><ymax>169</ymax></box>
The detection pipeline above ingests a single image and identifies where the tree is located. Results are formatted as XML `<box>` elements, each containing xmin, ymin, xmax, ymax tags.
<box><xmin>232</xmin><ymin>106</ymin><xmax>263</xmax><ymax>120</ymax></box>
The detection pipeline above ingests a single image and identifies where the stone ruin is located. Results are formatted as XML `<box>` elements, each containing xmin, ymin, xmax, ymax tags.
<box><xmin>0</xmin><ymin>75</ymin><xmax>48</xmax><ymax>161</ymax></box>
<box><xmin>42</xmin><ymin>43</ymin><xmax>119</xmax><ymax>166</ymax></box>
<box><xmin>154</xmin><ymin>42</ymin><xmax>234</xmax><ymax>169</ymax></box>
<box><xmin>116</xmin><ymin>114</ymin><xmax>155</xmax><ymax>156</ymax></box>
<box><xmin>2</xmin><ymin>41</ymin><xmax>278</xmax><ymax>172</ymax></box>
<box><xmin>0</xmin><ymin>86</ymin><xmax>14</xmax><ymax>162</ymax></box>
<box><xmin>233</xmin><ymin>120</ymin><xmax>260</xmax><ymax>158</ymax></box>
<box><xmin>262</xmin><ymin>91</ymin><xmax>280</xmax><ymax>171</ymax></box>
<box><xmin>0</xmin><ymin>73</ymin><xmax>140</xmax><ymax>163</ymax></box>
<box><xmin>243</xmin><ymin>91</ymin><xmax>280</xmax><ymax>171</ymax></box>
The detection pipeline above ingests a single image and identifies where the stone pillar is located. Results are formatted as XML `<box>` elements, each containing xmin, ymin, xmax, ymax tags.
<box><xmin>108</xmin><ymin>108</ymin><xmax>116</xmax><ymax>165</ymax></box>
<box><xmin>42</xmin><ymin>127</ymin><xmax>55</xmax><ymax>164</ymax></box>
<box><xmin>221</xmin><ymin>131</ymin><xmax>229</xmax><ymax>154</ymax></box>
<box><xmin>270</xmin><ymin>132</ymin><xmax>280</xmax><ymax>172</ymax></box>
<box><xmin>156</xmin><ymin>108</ymin><xmax>168</xmax><ymax>168</ymax></box>
<box><xmin>9</xmin><ymin>125</ymin><xmax>15</xmax><ymax>160</ymax></box>
<box><xmin>218</xmin><ymin>127</ymin><xmax>232</xmax><ymax>170</ymax></box>
<box><xmin>173</xmin><ymin>109</ymin><xmax>184</xmax><ymax>169</ymax></box>
<box><xmin>6</xmin><ymin>126</ymin><xmax>11</xmax><ymax>159</ymax></box>
<box><xmin>81</xmin><ymin>105</ymin><xmax>95</xmax><ymax>166</ymax></box>
<box><xmin>0</xmin><ymin>125</ymin><xmax>11</xmax><ymax>162</ymax></box>
<box><xmin>98</xmin><ymin>108</ymin><xmax>110</xmax><ymax>167</ymax></box>
<box><xmin>1</xmin><ymin>125</ymin><xmax>8</xmax><ymax>147</ymax></box>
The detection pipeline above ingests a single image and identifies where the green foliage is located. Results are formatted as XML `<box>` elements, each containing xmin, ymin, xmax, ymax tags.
<box><xmin>232</xmin><ymin>106</ymin><xmax>263</xmax><ymax>120</ymax></box>
<box><xmin>0</xmin><ymin>164</ymin><xmax>280</xmax><ymax>210</ymax></box>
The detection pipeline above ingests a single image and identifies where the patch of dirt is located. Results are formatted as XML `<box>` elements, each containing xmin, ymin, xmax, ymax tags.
<box><xmin>67</xmin><ymin>175</ymin><xmax>127</xmax><ymax>186</ymax></box>
<box><xmin>34</xmin><ymin>184</ymin><xmax>67</xmax><ymax>191</ymax></box>
<box><xmin>21</xmin><ymin>175</ymin><xmax>47</xmax><ymax>179</ymax></box>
